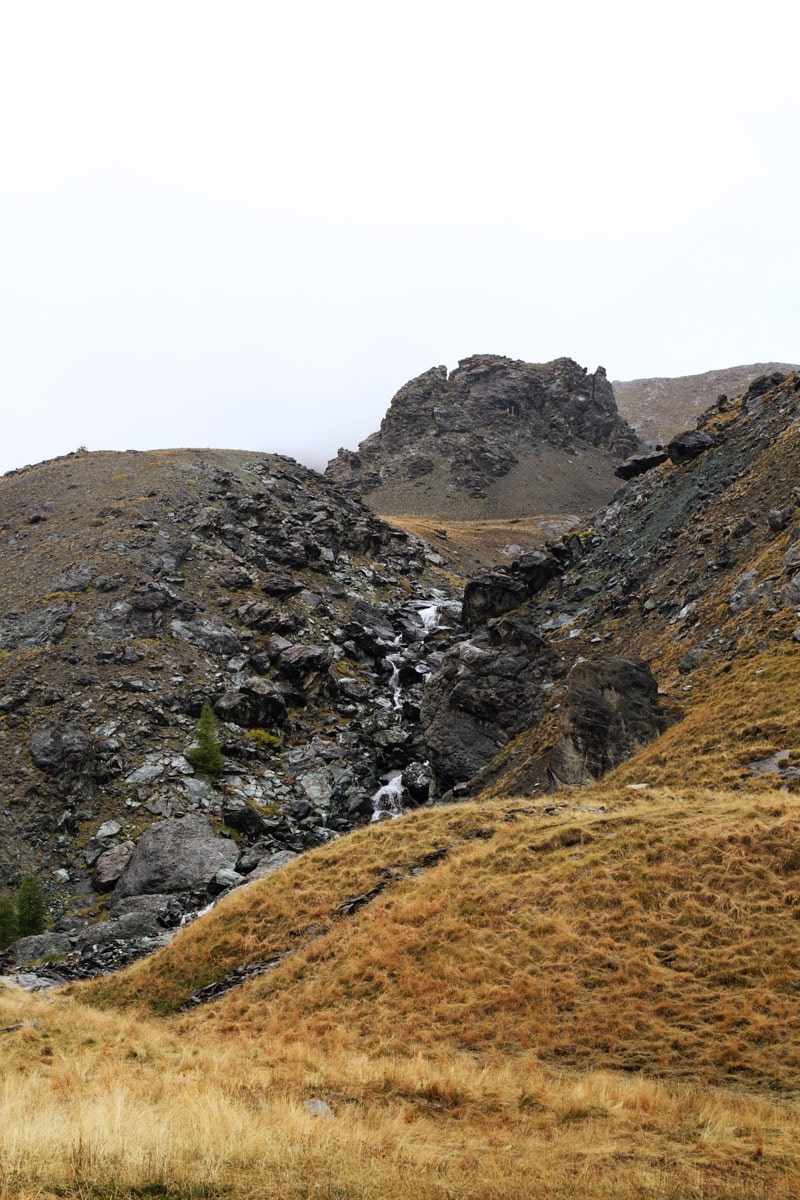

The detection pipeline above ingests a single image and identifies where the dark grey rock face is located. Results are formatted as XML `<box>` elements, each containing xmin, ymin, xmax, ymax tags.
<box><xmin>0</xmin><ymin>602</ymin><xmax>72</xmax><ymax>650</ymax></box>
<box><xmin>113</xmin><ymin>816</ymin><xmax>238</xmax><ymax>900</ymax></box>
<box><xmin>615</xmin><ymin>451</ymin><xmax>669</xmax><ymax>480</ymax></box>
<box><xmin>547</xmin><ymin>658</ymin><xmax>673</xmax><ymax>786</ymax></box>
<box><xmin>421</xmin><ymin>618</ymin><xmax>560</xmax><ymax>795</ymax></box>
<box><xmin>462</xmin><ymin>552</ymin><xmax>563</xmax><ymax>629</ymax></box>
<box><xmin>29</xmin><ymin>722</ymin><xmax>93</xmax><ymax>775</ymax></box>
<box><xmin>667</xmin><ymin>430</ymin><xmax>714</xmax><ymax>464</ymax></box>
<box><xmin>326</xmin><ymin>355</ymin><xmax>640</xmax><ymax>513</ymax></box>
<box><xmin>214</xmin><ymin>677</ymin><xmax>287</xmax><ymax>727</ymax></box>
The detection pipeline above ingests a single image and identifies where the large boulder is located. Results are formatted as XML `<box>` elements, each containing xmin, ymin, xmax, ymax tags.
<box><xmin>462</xmin><ymin>571</ymin><xmax>530</xmax><ymax>628</ymax></box>
<box><xmin>6</xmin><ymin>932</ymin><xmax>72</xmax><ymax>967</ymax></box>
<box><xmin>421</xmin><ymin>618</ymin><xmax>560</xmax><ymax>795</ymax></box>
<box><xmin>667</xmin><ymin>430</ymin><xmax>713</xmax><ymax>465</ymax></box>
<box><xmin>548</xmin><ymin>657</ymin><xmax>673</xmax><ymax>786</ymax></box>
<box><xmin>29</xmin><ymin>721</ymin><xmax>93</xmax><ymax>776</ymax></box>
<box><xmin>112</xmin><ymin>816</ymin><xmax>238</xmax><ymax>900</ymax></box>
<box><xmin>214</xmin><ymin>677</ymin><xmax>287</xmax><ymax>728</ymax></box>
<box><xmin>278</xmin><ymin>644</ymin><xmax>332</xmax><ymax>698</ymax></box>
<box><xmin>462</xmin><ymin>552</ymin><xmax>562</xmax><ymax>629</ymax></box>
<box><xmin>615</xmin><ymin>451</ymin><xmax>669</xmax><ymax>480</ymax></box>
<box><xmin>91</xmin><ymin>840</ymin><xmax>136</xmax><ymax>893</ymax></box>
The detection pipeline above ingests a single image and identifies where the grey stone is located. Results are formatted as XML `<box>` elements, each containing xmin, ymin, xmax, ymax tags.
<box><xmin>0</xmin><ymin>602</ymin><xmax>72</xmax><ymax>650</ymax></box>
<box><xmin>214</xmin><ymin>677</ymin><xmax>287</xmax><ymax>728</ymax></box>
<box><xmin>171</xmin><ymin>618</ymin><xmax>242</xmax><ymax>656</ymax></box>
<box><xmin>96</xmin><ymin>820</ymin><xmax>122</xmax><ymax>839</ymax></box>
<box><xmin>548</xmin><ymin>657</ymin><xmax>673</xmax><ymax>786</ymax></box>
<box><xmin>247</xmin><ymin>850</ymin><xmax>299</xmax><ymax>880</ymax></box>
<box><xmin>7</xmin><ymin>933</ymin><xmax>72</xmax><ymax>967</ymax></box>
<box><xmin>91</xmin><ymin>840</ymin><xmax>135</xmax><ymax>892</ymax></box>
<box><xmin>29</xmin><ymin>721</ymin><xmax>93</xmax><ymax>774</ymax></box>
<box><xmin>54</xmin><ymin>563</ymin><xmax>94</xmax><ymax>591</ymax></box>
<box><xmin>113</xmin><ymin>816</ymin><xmax>238</xmax><ymax>899</ymax></box>
<box><xmin>667</xmin><ymin>430</ymin><xmax>714</xmax><ymax>464</ymax></box>
<box><xmin>212</xmin><ymin>866</ymin><xmax>247</xmax><ymax>891</ymax></box>
<box><xmin>303</xmin><ymin>1099</ymin><xmax>334</xmax><ymax>1119</ymax></box>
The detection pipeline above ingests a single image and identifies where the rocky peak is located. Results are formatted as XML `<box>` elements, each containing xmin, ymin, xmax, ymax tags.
<box><xmin>326</xmin><ymin>355</ymin><xmax>642</xmax><ymax>518</ymax></box>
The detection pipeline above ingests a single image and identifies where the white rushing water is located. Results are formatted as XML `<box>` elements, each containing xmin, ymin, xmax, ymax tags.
<box><xmin>179</xmin><ymin>900</ymin><xmax>215</xmax><ymax>927</ymax></box>
<box><xmin>385</xmin><ymin>642</ymin><xmax>404</xmax><ymax>713</ymax></box>
<box><xmin>370</xmin><ymin>599</ymin><xmax>448</xmax><ymax>822</ymax></box>
<box><xmin>418</xmin><ymin>604</ymin><xmax>440</xmax><ymax>633</ymax></box>
<box><xmin>370</xmin><ymin>772</ymin><xmax>405</xmax><ymax>822</ymax></box>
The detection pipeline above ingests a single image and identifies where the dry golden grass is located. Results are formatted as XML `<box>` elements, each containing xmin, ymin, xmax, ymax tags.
<box><xmin>380</xmin><ymin>513</ymin><xmax>574</xmax><ymax>576</ymax></box>
<box><xmin>8</xmin><ymin>779</ymin><xmax>800</xmax><ymax>1197</ymax></box>
<box><xmin>2</xmin><ymin>984</ymin><xmax>799</xmax><ymax>1200</ymax></box>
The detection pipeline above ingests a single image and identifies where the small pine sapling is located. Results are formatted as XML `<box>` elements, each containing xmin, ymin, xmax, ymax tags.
<box><xmin>186</xmin><ymin>703</ymin><xmax>224</xmax><ymax>775</ymax></box>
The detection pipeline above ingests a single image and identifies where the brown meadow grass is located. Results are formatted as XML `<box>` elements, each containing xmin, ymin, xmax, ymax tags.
<box><xmin>2</xmin><ymin>982</ymin><xmax>799</xmax><ymax>1199</ymax></box>
<box><xmin>43</xmin><ymin>779</ymin><xmax>800</xmax><ymax>1197</ymax></box>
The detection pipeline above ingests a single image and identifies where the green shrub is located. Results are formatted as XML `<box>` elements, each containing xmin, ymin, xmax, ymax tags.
<box><xmin>15</xmin><ymin>873</ymin><xmax>48</xmax><ymax>938</ymax></box>
<box><xmin>243</xmin><ymin>728</ymin><xmax>282</xmax><ymax>747</ymax></box>
<box><xmin>0</xmin><ymin>894</ymin><xmax>18</xmax><ymax>949</ymax></box>
<box><xmin>186</xmin><ymin>703</ymin><xmax>224</xmax><ymax>775</ymax></box>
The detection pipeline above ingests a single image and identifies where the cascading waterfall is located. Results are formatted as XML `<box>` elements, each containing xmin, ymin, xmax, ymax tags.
<box><xmin>370</xmin><ymin>598</ymin><xmax>446</xmax><ymax>821</ymax></box>
<box><xmin>418</xmin><ymin>604</ymin><xmax>440</xmax><ymax>633</ymax></box>
<box><xmin>370</xmin><ymin>772</ymin><xmax>405</xmax><ymax>822</ymax></box>
<box><xmin>385</xmin><ymin>636</ymin><xmax>404</xmax><ymax>713</ymax></box>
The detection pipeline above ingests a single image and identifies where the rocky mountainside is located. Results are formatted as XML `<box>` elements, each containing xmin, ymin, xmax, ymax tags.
<box><xmin>0</xmin><ymin>448</ymin><xmax>461</xmax><ymax>969</ymax></box>
<box><xmin>613</xmin><ymin>362</ymin><xmax>799</xmax><ymax>447</ymax></box>
<box><xmin>4</xmin><ymin>366</ymin><xmax>800</xmax><ymax>983</ymax></box>
<box><xmin>421</xmin><ymin>368</ymin><xmax>800</xmax><ymax>797</ymax></box>
<box><xmin>326</xmin><ymin>355</ymin><xmax>641</xmax><ymax>518</ymax></box>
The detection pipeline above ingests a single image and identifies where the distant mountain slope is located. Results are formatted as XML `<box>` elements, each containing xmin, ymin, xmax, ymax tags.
<box><xmin>326</xmin><ymin>355</ymin><xmax>641</xmax><ymax>518</ymax></box>
<box><xmin>613</xmin><ymin>362</ymin><xmax>799</xmax><ymax>446</ymax></box>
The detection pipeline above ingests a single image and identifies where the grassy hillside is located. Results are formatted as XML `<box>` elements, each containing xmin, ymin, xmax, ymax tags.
<box><xmin>4</xmin><ymin>979</ymin><xmax>798</xmax><ymax>1199</ymax></box>
<box><xmin>4</xmin><ymin>777</ymin><xmax>800</xmax><ymax>1197</ymax></box>
<box><xmin>80</xmin><ymin>784</ymin><xmax>800</xmax><ymax>1088</ymax></box>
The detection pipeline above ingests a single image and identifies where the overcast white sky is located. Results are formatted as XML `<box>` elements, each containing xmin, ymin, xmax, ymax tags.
<box><xmin>1</xmin><ymin>0</ymin><xmax>798</xmax><ymax>476</ymax></box>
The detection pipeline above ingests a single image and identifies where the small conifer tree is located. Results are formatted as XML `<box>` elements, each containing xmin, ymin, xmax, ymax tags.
<box><xmin>0</xmin><ymin>894</ymin><xmax>18</xmax><ymax>950</ymax></box>
<box><xmin>186</xmin><ymin>703</ymin><xmax>224</xmax><ymax>775</ymax></box>
<box><xmin>15</xmin><ymin>873</ymin><xmax>48</xmax><ymax>938</ymax></box>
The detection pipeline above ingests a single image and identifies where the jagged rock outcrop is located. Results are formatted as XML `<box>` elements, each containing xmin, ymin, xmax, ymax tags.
<box><xmin>327</xmin><ymin>356</ymin><xmax>641</xmax><ymax>517</ymax></box>
<box><xmin>420</xmin><ymin>616</ymin><xmax>561</xmax><ymax>795</ymax></box>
